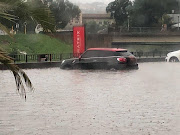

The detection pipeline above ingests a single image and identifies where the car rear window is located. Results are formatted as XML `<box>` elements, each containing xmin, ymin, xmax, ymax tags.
<box><xmin>115</xmin><ymin>51</ymin><xmax>133</xmax><ymax>56</ymax></box>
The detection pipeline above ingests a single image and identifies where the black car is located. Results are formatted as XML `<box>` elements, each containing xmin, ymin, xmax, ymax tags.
<box><xmin>60</xmin><ymin>48</ymin><xmax>138</xmax><ymax>70</ymax></box>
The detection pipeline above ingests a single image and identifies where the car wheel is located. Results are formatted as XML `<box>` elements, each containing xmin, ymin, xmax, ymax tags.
<box><xmin>169</xmin><ymin>57</ymin><xmax>179</xmax><ymax>62</ymax></box>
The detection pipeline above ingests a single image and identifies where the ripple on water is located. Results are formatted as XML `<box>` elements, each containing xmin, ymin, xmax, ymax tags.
<box><xmin>0</xmin><ymin>63</ymin><xmax>180</xmax><ymax>135</ymax></box>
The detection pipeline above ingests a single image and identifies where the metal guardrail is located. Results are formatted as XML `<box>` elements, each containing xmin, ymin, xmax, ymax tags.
<box><xmin>109</xmin><ymin>27</ymin><xmax>162</xmax><ymax>33</ymax></box>
<box><xmin>132</xmin><ymin>51</ymin><xmax>168</xmax><ymax>58</ymax></box>
<box><xmin>9</xmin><ymin>51</ymin><xmax>169</xmax><ymax>63</ymax></box>
<box><xmin>9</xmin><ymin>53</ymin><xmax>73</xmax><ymax>63</ymax></box>
<box><xmin>129</xmin><ymin>27</ymin><xmax>161</xmax><ymax>33</ymax></box>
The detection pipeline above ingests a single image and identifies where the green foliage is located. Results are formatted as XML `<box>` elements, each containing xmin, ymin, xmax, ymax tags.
<box><xmin>106</xmin><ymin>0</ymin><xmax>132</xmax><ymax>26</ymax></box>
<box><xmin>85</xmin><ymin>21</ymin><xmax>107</xmax><ymax>34</ymax></box>
<box><xmin>0</xmin><ymin>34</ymin><xmax>72</xmax><ymax>54</ymax></box>
<box><xmin>107</xmin><ymin>0</ymin><xmax>180</xmax><ymax>27</ymax></box>
<box><xmin>159</xmin><ymin>14</ymin><xmax>173</xmax><ymax>27</ymax></box>
<box><xmin>131</xmin><ymin>0</ymin><xmax>178</xmax><ymax>27</ymax></box>
<box><xmin>49</xmin><ymin>0</ymin><xmax>81</xmax><ymax>29</ymax></box>
<box><xmin>0</xmin><ymin>0</ymin><xmax>55</xmax><ymax>33</ymax></box>
<box><xmin>0</xmin><ymin>0</ymin><xmax>57</xmax><ymax>99</ymax></box>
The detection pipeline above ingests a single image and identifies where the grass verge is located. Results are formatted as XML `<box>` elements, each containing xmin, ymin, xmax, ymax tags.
<box><xmin>0</xmin><ymin>33</ymin><xmax>72</xmax><ymax>55</ymax></box>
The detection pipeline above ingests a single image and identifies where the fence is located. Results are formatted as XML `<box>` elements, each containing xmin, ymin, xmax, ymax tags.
<box><xmin>132</xmin><ymin>51</ymin><xmax>169</xmax><ymax>58</ymax></box>
<box><xmin>109</xmin><ymin>27</ymin><xmax>162</xmax><ymax>33</ymax></box>
<box><xmin>9</xmin><ymin>51</ymin><xmax>170</xmax><ymax>63</ymax></box>
<box><xmin>9</xmin><ymin>53</ymin><xmax>73</xmax><ymax>63</ymax></box>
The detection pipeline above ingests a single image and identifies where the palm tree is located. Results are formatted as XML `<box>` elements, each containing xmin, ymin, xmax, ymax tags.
<box><xmin>0</xmin><ymin>0</ymin><xmax>55</xmax><ymax>99</ymax></box>
<box><xmin>0</xmin><ymin>48</ymin><xmax>33</xmax><ymax>99</ymax></box>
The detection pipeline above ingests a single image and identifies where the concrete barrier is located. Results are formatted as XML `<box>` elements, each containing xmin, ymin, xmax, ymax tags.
<box><xmin>137</xmin><ymin>57</ymin><xmax>165</xmax><ymax>63</ymax></box>
<box><xmin>0</xmin><ymin>62</ymin><xmax>61</xmax><ymax>70</ymax></box>
<box><xmin>0</xmin><ymin>57</ymin><xmax>166</xmax><ymax>70</ymax></box>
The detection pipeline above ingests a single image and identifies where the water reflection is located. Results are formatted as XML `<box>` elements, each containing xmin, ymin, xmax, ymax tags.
<box><xmin>0</xmin><ymin>62</ymin><xmax>179</xmax><ymax>135</ymax></box>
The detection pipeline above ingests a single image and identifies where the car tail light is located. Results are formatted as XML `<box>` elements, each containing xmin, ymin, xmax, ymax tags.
<box><xmin>117</xmin><ymin>57</ymin><xmax>127</xmax><ymax>63</ymax></box>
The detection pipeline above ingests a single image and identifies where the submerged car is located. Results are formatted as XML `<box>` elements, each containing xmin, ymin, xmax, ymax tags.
<box><xmin>165</xmin><ymin>50</ymin><xmax>180</xmax><ymax>62</ymax></box>
<box><xmin>60</xmin><ymin>48</ymin><xmax>138</xmax><ymax>70</ymax></box>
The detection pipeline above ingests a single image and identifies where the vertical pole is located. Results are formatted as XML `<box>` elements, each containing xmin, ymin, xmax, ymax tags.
<box><xmin>13</xmin><ymin>55</ymin><xmax>15</xmax><ymax>63</ymax></box>
<box><xmin>128</xmin><ymin>15</ymin><xmax>130</xmax><ymax>32</ymax></box>
<box><xmin>26</xmin><ymin>55</ymin><xmax>28</xmax><ymax>63</ymax></box>
<box><xmin>178</xmin><ymin>16</ymin><xmax>179</xmax><ymax>30</ymax></box>
<box><xmin>24</xmin><ymin>22</ymin><xmax>27</xmax><ymax>34</ymax></box>
<box><xmin>11</xmin><ymin>26</ymin><xmax>14</xmax><ymax>34</ymax></box>
<box><xmin>50</xmin><ymin>54</ymin><xmax>52</xmax><ymax>62</ymax></box>
<box><xmin>24</xmin><ymin>24</ymin><xmax>26</xmax><ymax>34</ymax></box>
<box><xmin>60</xmin><ymin>54</ymin><xmax>62</xmax><ymax>61</ymax></box>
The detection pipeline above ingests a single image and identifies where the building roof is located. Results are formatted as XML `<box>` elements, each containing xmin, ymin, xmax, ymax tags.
<box><xmin>82</xmin><ymin>14</ymin><xmax>112</xmax><ymax>19</ymax></box>
<box><xmin>87</xmin><ymin>48</ymin><xmax>127</xmax><ymax>52</ymax></box>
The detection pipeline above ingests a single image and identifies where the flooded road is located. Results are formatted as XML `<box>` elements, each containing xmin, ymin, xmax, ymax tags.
<box><xmin>0</xmin><ymin>62</ymin><xmax>180</xmax><ymax>135</ymax></box>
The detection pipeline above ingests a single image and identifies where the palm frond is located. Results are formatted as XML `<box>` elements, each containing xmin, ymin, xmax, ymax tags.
<box><xmin>31</xmin><ymin>6</ymin><xmax>55</xmax><ymax>32</ymax></box>
<box><xmin>0</xmin><ymin>48</ymin><xmax>34</xmax><ymax>99</ymax></box>
<box><xmin>0</xmin><ymin>12</ymin><xmax>17</xmax><ymax>18</ymax></box>
<box><xmin>0</xmin><ymin>0</ymin><xmax>56</xmax><ymax>100</ymax></box>
<box><xmin>0</xmin><ymin>0</ymin><xmax>21</xmax><ymax>11</ymax></box>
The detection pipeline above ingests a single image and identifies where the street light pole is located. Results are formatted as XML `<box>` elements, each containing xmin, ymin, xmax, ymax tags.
<box><xmin>126</xmin><ymin>12</ymin><xmax>130</xmax><ymax>32</ymax></box>
<box><xmin>128</xmin><ymin>15</ymin><xmax>130</xmax><ymax>32</ymax></box>
<box><xmin>178</xmin><ymin>15</ymin><xmax>179</xmax><ymax>30</ymax></box>
<box><xmin>172</xmin><ymin>10</ymin><xmax>175</xmax><ymax>23</ymax></box>
<box><xmin>24</xmin><ymin>22</ymin><xmax>27</xmax><ymax>34</ymax></box>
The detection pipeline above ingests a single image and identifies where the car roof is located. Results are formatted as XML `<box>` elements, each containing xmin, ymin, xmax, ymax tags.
<box><xmin>87</xmin><ymin>48</ymin><xmax>127</xmax><ymax>52</ymax></box>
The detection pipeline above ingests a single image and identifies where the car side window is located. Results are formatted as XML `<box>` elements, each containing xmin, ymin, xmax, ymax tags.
<box><xmin>98</xmin><ymin>51</ymin><xmax>115</xmax><ymax>57</ymax></box>
<box><xmin>82</xmin><ymin>50</ymin><xmax>119</xmax><ymax>58</ymax></box>
<box><xmin>81</xmin><ymin>50</ymin><xmax>99</xmax><ymax>58</ymax></box>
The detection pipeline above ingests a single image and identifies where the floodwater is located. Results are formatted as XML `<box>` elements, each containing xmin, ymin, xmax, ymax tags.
<box><xmin>0</xmin><ymin>62</ymin><xmax>180</xmax><ymax>135</ymax></box>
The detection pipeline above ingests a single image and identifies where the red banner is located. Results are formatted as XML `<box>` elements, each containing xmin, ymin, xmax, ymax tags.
<box><xmin>73</xmin><ymin>26</ymin><xmax>85</xmax><ymax>57</ymax></box>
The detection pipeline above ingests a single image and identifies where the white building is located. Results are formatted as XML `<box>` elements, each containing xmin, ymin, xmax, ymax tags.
<box><xmin>167</xmin><ymin>14</ymin><xmax>180</xmax><ymax>24</ymax></box>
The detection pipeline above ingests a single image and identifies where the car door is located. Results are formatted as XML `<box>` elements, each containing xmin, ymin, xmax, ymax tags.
<box><xmin>73</xmin><ymin>50</ymin><xmax>96</xmax><ymax>69</ymax></box>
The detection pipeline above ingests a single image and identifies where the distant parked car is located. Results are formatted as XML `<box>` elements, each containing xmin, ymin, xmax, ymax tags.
<box><xmin>165</xmin><ymin>50</ymin><xmax>180</xmax><ymax>62</ymax></box>
<box><xmin>60</xmin><ymin>48</ymin><xmax>138</xmax><ymax>70</ymax></box>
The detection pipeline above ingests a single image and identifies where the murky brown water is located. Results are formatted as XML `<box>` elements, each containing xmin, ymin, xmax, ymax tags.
<box><xmin>0</xmin><ymin>62</ymin><xmax>180</xmax><ymax>135</ymax></box>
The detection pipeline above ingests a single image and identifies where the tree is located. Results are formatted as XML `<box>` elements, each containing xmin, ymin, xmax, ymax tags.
<box><xmin>49</xmin><ymin>0</ymin><xmax>81</xmax><ymax>29</ymax></box>
<box><xmin>160</xmin><ymin>14</ymin><xmax>173</xmax><ymax>28</ymax></box>
<box><xmin>131</xmin><ymin>0</ymin><xmax>179</xmax><ymax>27</ymax></box>
<box><xmin>106</xmin><ymin>0</ymin><xmax>132</xmax><ymax>26</ymax></box>
<box><xmin>1</xmin><ymin>0</ymin><xmax>55</xmax><ymax>33</ymax></box>
<box><xmin>106</xmin><ymin>0</ymin><xmax>180</xmax><ymax>27</ymax></box>
<box><xmin>85</xmin><ymin>21</ymin><xmax>107</xmax><ymax>34</ymax></box>
<box><xmin>0</xmin><ymin>0</ymin><xmax>55</xmax><ymax>99</ymax></box>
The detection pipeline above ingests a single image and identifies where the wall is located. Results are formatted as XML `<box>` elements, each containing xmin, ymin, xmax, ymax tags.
<box><xmin>85</xmin><ymin>34</ymin><xmax>112</xmax><ymax>49</ymax></box>
<box><xmin>46</xmin><ymin>32</ymin><xmax>180</xmax><ymax>51</ymax></box>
